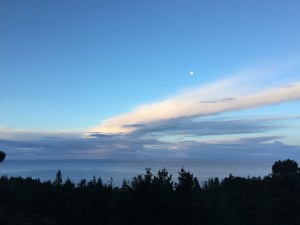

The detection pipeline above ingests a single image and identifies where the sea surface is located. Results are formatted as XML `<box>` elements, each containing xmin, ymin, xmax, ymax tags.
<box><xmin>0</xmin><ymin>159</ymin><xmax>274</xmax><ymax>186</ymax></box>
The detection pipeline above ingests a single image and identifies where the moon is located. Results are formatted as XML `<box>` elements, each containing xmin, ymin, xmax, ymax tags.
<box><xmin>189</xmin><ymin>70</ymin><xmax>194</xmax><ymax>75</ymax></box>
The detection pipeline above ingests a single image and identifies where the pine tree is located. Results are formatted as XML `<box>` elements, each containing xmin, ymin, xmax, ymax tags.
<box><xmin>53</xmin><ymin>170</ymin><xmax>63</xmax><ymax>186</ymax></box>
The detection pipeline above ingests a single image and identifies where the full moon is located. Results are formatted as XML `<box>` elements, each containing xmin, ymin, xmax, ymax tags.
<box><xmin>189</xmin><ymin>70</ymin><xmax>194</xmax><ymax>75</ymax></box>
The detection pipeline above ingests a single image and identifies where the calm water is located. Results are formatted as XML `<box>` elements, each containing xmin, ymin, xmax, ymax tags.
<box><xmin>0</xmin><ymin>160</ymin><xmax>273</xmax><ymax>186</ymax></box>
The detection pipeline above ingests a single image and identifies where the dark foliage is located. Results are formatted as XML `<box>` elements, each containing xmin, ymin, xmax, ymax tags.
<box><xmin>0</xmin><ymin>151</ymin><xmax>5</xmax><ymax>163</ymax></box>
<box><xmin>1</xmin><ymin>159</ymin><xmax>300</xmax><ymax>225</ymax></box>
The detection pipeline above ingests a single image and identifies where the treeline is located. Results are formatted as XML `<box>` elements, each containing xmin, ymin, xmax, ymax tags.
<box><xmin>1</xmin><ymin>159</ymin><xmax>300</xmax><ymax>225</ymax></box>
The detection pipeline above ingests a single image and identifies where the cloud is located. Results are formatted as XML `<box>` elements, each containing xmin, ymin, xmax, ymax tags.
<box><xmin>1</xmin><ymin>116</ymin><xmax>299</xmax><ymax>160</ymax></box>
<box><xmin>89</xmin><ymin>77</ymin><xmax>300</xmax><ymax>134</ymax></box>
<box><xmin>1</xmin><ymin>132</ymin><xmax>298</xmax><ymax>160</ymax></box>
<box><xmin>0</xmin><ymin>126</ymin><xmax>82</xmax><ymax>141</ymax></box>
<box><xmin>1</xmin><ymin>65</ymin><xmax>300</xmax><ymax>160</ymax></box>
<box><xmin>176</xmin><ymin>137</ymin><xmax>300</xmax><ymax>160</ymax></box>
<box><xmin>200</xmin><ymin>98</ymin><xmax>237</xmax><ymax>103</ymax></box>
<box><xmin>126</xmin><ymin>117</ymin><xmax>276</xmax><ymax>137</ymax></box>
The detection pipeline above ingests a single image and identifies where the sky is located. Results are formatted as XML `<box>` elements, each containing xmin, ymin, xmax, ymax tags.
<box><xmin>0</xmin><ymin>0</ymin><xmax>300</xmax><ymax>160</ymax></box>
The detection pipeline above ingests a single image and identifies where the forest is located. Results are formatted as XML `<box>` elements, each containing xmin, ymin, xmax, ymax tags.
<box><xmin>1</xmin><ymin>159</ymin><xmax>300</xmax><ymax>225</ymax></box>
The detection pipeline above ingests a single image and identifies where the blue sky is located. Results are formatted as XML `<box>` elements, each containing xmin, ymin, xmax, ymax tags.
<box><xmin>0</xmin><ymin>0</ymin><xmax>300</xmax><ymax>160</ymax></box>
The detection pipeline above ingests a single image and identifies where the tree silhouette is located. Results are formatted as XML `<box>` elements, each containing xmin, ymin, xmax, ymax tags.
<box><xmin>270</xmin><ymin>159</ymin><xmax>300</xmax><ymax>224</ymax></box>
<box><xmin>175</xmin><ymin>167</ymin><xmax>201</xmax><ymax>192</ymax></box>
<box><xmin>152</xmin><ymin>168</ymin><xmax>173</xmax><ymax>192</ymax></box>
<box><xmin>0</xmin><ymin>151</ymin><xmax>5</xmax><ymax>163</ymax></box>
<box><xmin>174</xmin><ymin>167</ymin><xmax>201</xmax><ymax>225</ymax></box>
<box><xmin>2</xmin><ymin>159</ymin><xmax>300</xmax><ymax>225</ymax></box>
<box><xmin>53</xmin><ymin>170</ymin><xmax>63</xmax><ymax>186</ymax></box>
<box><xmin>272</xmin><ymin>159</ymin><xmax>299</xmax><ymax>178</ymax></box>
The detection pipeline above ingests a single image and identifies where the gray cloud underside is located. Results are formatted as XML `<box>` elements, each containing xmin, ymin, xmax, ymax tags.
<box><xmin>1</xmin><ymin>135</ymin><xmax>298</xmax><ymax>161</ymax></box>
<box><xmin>200</xmin><ymin>98</ymin><xmax>237</xmax><ymax>103</ymax></box>
<box><xmin>1</xmin><ymin>117</ymin><xmax>299</xmax><ymax>160</ymax></box>
<box><xmin>124</xmin><ymin>117</ymin><xmax>276</xmax><ymax>136</ymax></box>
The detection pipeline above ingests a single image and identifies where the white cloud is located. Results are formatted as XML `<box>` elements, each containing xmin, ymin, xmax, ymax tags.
<box><xmin>89</xmin><ymin>76</ymin><xmax>300</xmax><ymax>134</ymax></box>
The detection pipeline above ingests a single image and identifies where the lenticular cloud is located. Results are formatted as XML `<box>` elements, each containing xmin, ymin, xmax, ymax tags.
<box><xmin>89</xmin><ymin>78</ymin><xmax>300</xmax><ymax>134</ymax></box>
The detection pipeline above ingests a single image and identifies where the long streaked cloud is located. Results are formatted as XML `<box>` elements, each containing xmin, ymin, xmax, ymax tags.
<box><xmin>1</xmin><ymin>116</ymin><xmax>299</xmax><ymax>160</ymax></box>
<box><xmin>1</xmin><ymin>131</ymin><xmax>299</xmax><ymax>160</ymax></box>
<box><xmin>89</xmin><ymin>78</ymin><xmax>300</xmax><ymax>134</ymax></box>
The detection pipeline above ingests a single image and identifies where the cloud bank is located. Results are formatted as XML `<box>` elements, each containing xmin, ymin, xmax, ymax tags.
<box><xmin>1</xmin><ymin>115</ymin><xmax>299</xmax><ymax>160</ymax></box>
<box><xmin>1</xmin><ymin>67</ymin><xmax>300</xmax><ymax>160</ymax></box>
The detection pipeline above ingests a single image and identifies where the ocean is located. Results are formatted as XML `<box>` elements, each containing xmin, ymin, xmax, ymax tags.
<box><xmin>0</xmin><ymin>159</ymin><xmax>273</xmax><ymax>186</ymax></box>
